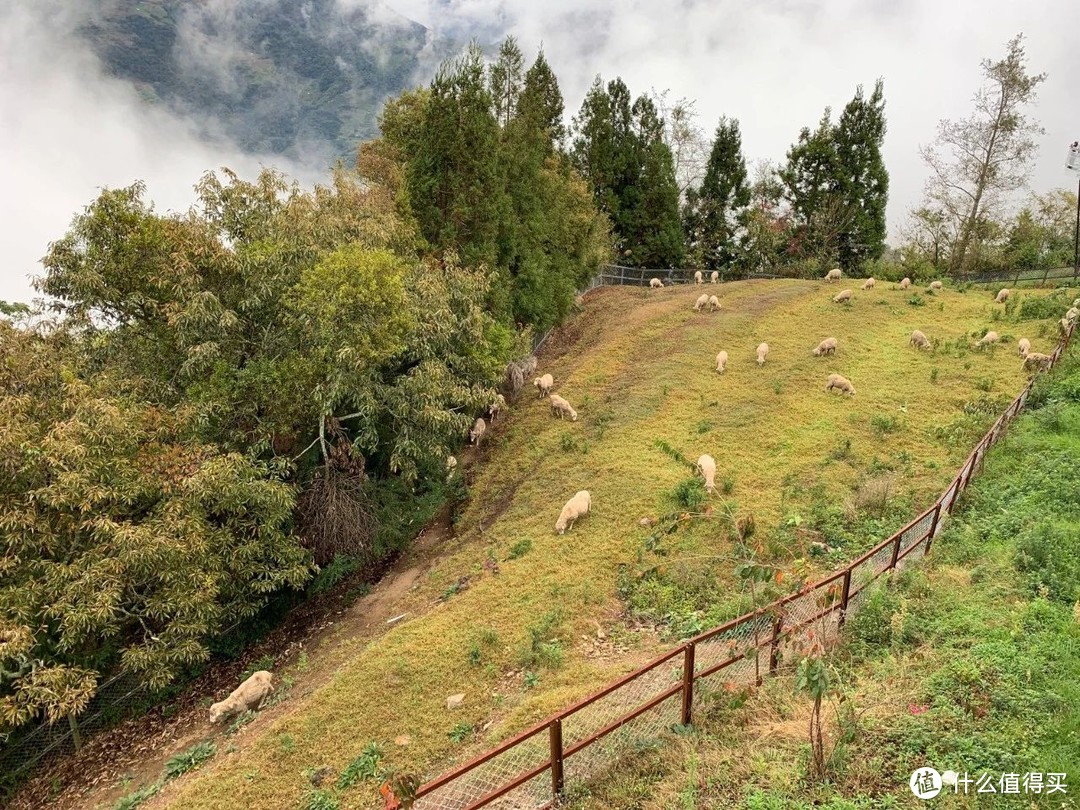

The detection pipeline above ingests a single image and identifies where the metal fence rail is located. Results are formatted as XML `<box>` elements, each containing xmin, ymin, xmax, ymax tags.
<box><xmin>393</xmin><ymin>319</ymin><xmax>1076</xmax><ymax>810</ymax></box>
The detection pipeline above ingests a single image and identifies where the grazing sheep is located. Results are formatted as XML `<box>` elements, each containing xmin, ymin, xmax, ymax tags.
<box><xmin>209</xmin><ymin>671</ymin><xmax>274</xmax><ymax>724</ymax></box>
<box><xmin>445</xmin><ymin>455</ymin><xmax>457</xmax><ymax>482</ymax></box>
<box><xmin>693</xmin><ymin>293</ymin><xmax>710</xmax><ymax>312</ymax></box>
<box><xmin>899</xmin><ymin>277</ymin><xmax>911</xmax><ymax>290</ymax></box>
<box><xmin>503</xmin><ymin>362</ymin><xmax>525</xmax><ymax>400</ymax></box>
<box><xmin>488</xmin><ymin>393</ymin><xmax>506</xmax><ymax>423</ymax></box>
<box><xmin>995</xmin><ymin>288</ymin><xmax>1010</xmax><ymax>304</ymax></box>
<box><xmin>715</xmin><ymin>350</ymin><xmax>729</xmax><ymax>373</ymax></box>
<box><xmin>976</xmin><ymin>330</ymin><xmax>1000</xmax><ymax>348</ymax></box>
<box><xmin>929</xmin><ymin>280</ymin><xmax>943</xmax><ymax>291</ymax></box>
<box><xmin>1073</xmin><ymin>297</ymin><xmax>1080</xmax><ymax>309</ymax></box>
<box><xmin>555</xmin><ymin>490</ymin><xmax>591</xmax><ymax>535</ymax></box>
<box><xmin>470</xmin><ymin>417</ymin><xmax>487</xmax><ymax>446</ymax></box>
<box><xmin>696</xmin><ymin>454</ymin><xmax>717</xmax><ymax>492</ymax></box>
<box><xmin>756</xmin><ymin>342</ymin><xmax>769</xmax><ymax>366</ymax></box>
<box><xmin>824</xmin><ymin>268</ymin><xmax>841</xmax><ymax>283</ymax></box>
<box><xmin>548</xmin><ymin>393</ymin><xmax>578</xmax><ymax>421</ymax></box>
<box><xmin>909</xmin><ymin>330</ymin><xmax>931</xmax><ymax>350</ymax></box>
<box><xmin>533</xmin><ymin>373</ymin><xmax>554</xmax><ymax>398</ymax></box>
<box><xmin>862</xmin><ymin>277</ymin><xmax>876</xmax><ymax>290</ymax></box>
<box><xmin>1017</xmin><ymin>338</ymin><xmax>1031</xmax><ymax>357</ymax></box>
<box><xmin>812</xmin><ymin>337</ymin><xmax>838</xmax><ymax>356</ymax></box>
<box><xmin>833</xmin><ymin>289</ymin><xmax>853</xmax><ymax>304</ymax></box>
<box><xmin>825</xmin><ymin>373</ymin><xmax>856</xmax><ymax>397</ymax></box>
<box><xmin>1022</xmin><ymin>352</ymin><xmax>1052</xmax><ymax>372</ymax></box>
<box><xmin>649</xmin><ymin>277</ymin><xmax>663</xmax><ymax>289</ymax></box>
<box><xmin>710</xmin><ymin>271</ymin><xmax>719</xmax><ymax>284</ymax></box>
<box><xmin>1066</xmin><ymin>307</ymin><xmax>1079</xmax><ymax>323</ymax></box>
<box><xmin>694</xmin><ymin>270</ymin><xmax>704</xmax><ymax>284</ymax></box>
<box><xmin>708</xmin><ymin>295</ymin><xmax>721</xmax><ymax>312</ymax></box>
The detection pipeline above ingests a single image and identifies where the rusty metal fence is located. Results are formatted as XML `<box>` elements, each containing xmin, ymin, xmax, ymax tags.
<box><xmin>394</xmin><ymin>319</ymin><xmax>1076</xmax><ymax>810</ymax></box>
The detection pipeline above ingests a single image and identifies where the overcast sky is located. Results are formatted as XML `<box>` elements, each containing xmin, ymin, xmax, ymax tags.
<box><xmin>2</xmin><ymin>0</ymin><xmax>1078</xmax><ymax>304</ymax></box>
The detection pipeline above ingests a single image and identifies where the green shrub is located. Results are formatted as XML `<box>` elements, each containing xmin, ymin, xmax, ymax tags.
<box><xmin>507</xmin><ymin>537</ymin><xmax>533</xmax><ymax>559</ymax></box>
<box><xmin>164</xmin><ymin>741</ymin><xmax>216</xmax><ymax>779</ymax></box>
<box><xmin>671</xmin><ymin>477</ymin><xmax>707</xmax><ymax>510</ymax></box>
<box><xmin>1014</xmin><ymin>521</ymin><xmax>1080</xmax><ymax>603</ymax></box>
<box><xmin>870</xmin><ymin>414</ymin><xmax>902</xmax><ymax>435</ymax></box>
<box><xmin>305</xmin><ymin>789</ymin><xmax>340</xmax><ymax>810</ymax></box>
<box><xmin>908</xmin><ymin>294</ymin><xmax>925</xmax><ymax>307</ymax></box>
<box><xmin>338</xmin><ymin>741</ymin><xmax>382</xmax><ymax>790</ymax></box>
<box><xmin>306</xmin><ymin>555</ymin><xmax>362</xmax><ymax>597</ymax></box>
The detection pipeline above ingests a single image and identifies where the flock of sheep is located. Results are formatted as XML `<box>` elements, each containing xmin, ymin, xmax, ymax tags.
<box><xmin>205</xmin><ymin>274</ymin><xmax>1077</xmax><ymax>724</ymax></box>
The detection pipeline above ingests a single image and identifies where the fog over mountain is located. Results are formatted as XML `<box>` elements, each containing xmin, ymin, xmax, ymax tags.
<box><xmin>2</xmin><ymin>0</ymin><xmax>1078</xmax><ymax>303</ymax></box>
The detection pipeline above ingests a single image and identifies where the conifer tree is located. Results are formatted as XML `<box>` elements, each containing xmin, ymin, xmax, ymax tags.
<box><xmin>834</xmin><ymin>80</ymin><xmax>888</xmax><ymax>270</ymax></box>
<box><xmin>692</xmin><ymin>117</ymin><xmax>750</xmax><ymax>270</ymax></box>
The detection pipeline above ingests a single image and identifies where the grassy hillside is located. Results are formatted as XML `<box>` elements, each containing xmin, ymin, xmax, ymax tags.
<box><xmin>141</xmin><ymin>279</ymin><xmax>1073</xmax><ymax>810</ymax></box>
<box><xmin>563</xmin><ymin>339</ymin><xmax>1080</xmax><ymax>810</ymax></box>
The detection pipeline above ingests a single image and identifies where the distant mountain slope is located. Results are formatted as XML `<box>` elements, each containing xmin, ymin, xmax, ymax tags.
<box><xmin>77</xmin><ymin>0</ymin><xmax>459</xmax><ymax>167</ymax></box>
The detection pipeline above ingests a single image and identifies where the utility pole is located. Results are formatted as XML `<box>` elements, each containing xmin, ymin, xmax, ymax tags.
<box><xmin>1068</xmin><ymin>142</ymin><xmax>1080</xmax><ymax>279</ymax></box>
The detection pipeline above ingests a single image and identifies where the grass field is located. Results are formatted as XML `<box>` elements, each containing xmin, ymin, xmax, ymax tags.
<box><xmin>143</xmin><ymin>279</ymin><xmax>1076</xmax><ymax>810</ymax></box>
<box><xmin>560</xmin><ymin>340</ymin><xmax>1080</xmax><ymax>810</ymax></box>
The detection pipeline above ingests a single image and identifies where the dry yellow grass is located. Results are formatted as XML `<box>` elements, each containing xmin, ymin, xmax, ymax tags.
<box><xmin>150</xmin><ymin>279</ymin><xmax>1068</xmax><ymax>810</ymax></box>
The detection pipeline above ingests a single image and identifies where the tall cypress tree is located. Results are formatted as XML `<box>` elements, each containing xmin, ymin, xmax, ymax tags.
<box><xmin>834</xmin><ymin>80</ymin><xmax>888</xmax><ymax>270</ymax></box>
<box><xmin>517</xmin><ymin>49</ymin><xmax>565</xmax><ymax>151</ymax></box>
<box><xmin>407</xmin><ymin>43</ymin><xmax>502</xmax><ymax>271</ymax></box>
<box><xmin>489</xmin><ymin>37</ymin><xmax>525</xmax><ymax>128</ymax></box>
<box><xmin>692</xmin><ymin>117</ymin><xmax>750</xmax><ymax>270</ymax></box>
<box><xmin>779</xmin><ymin>111</ymin><xmax>845</xmax><ymax>265</ymax></box>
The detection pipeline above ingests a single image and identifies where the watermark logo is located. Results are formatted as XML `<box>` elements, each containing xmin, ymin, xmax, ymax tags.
<box><xmin>910</xmin><ymin>767</ymin><xmax>942</xmax><ymax>799</ymax></box>
<box><xmin>909</xmin><ymin>768</ymin><xmax>1067</xmax><ymax>798</ymax></box>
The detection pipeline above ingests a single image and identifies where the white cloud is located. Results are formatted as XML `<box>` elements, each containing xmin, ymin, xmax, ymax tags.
<box><xmin>391</xmin><ymin>0</ymin><xmax>1080</xmax><ymax>245</ymax></box>
<box><xmin>0</xmin><ymin>2</ymin><xmax>321</xmax><ymax>305</ymax></box>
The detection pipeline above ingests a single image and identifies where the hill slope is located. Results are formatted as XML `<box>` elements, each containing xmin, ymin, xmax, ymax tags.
<box><xmin>77</xmin><ymin>0</ymin><xmax>457</xmax><ymax>165</ymax></box>
<box><xmin>141</xmin><ymin>279</ymin><xmax>1070</xmax><ymax>809</ymax></box>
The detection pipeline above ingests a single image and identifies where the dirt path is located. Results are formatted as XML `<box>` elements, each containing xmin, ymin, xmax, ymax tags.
<box><xmin>9</xmin><ymin>504</ymin><xmax>459</xmax><ymax>810</ymax></box>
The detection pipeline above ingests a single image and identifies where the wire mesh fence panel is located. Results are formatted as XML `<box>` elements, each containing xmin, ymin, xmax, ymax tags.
<box><xmin>560</xmin><ymin>664</ymin><xmax>684</xmax><ymax>753</ymax></box>
<box><xmin>692</xmin><ymin>614</ymin><xmax>773</xmax><ymax>680</ymax></box>
<box><xmin>411</xmin><ymin>728</ymin><xmax>552</xmax><ymax>810</ymax></box>
<box><xmin>560</xmin><ymin>691</ymin><xmax>683</xmax><ymax>790</ymax></box>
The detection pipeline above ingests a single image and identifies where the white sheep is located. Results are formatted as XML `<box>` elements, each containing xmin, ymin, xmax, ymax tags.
<box><xmin>555</xmin><ymin>490</ymin><xmax>591</xmax><ymax>534</ymax></box>
<box><xmin>694</xmin><ymin>270</ymin><xmax>704</xmax><ymax>284</ymax></box>
<box><xmin>693</xmin><ymin>293</ymin><xmax>710</xmax><ymax>312</ymax></box>
<box><xmin>696</xmin><ymin>454</ymin><xmax>717</xmax><ymax>492</ymax></box>
<box><xmin>488</xmin><ymin>393</ymin><xmax>506</xmax><ymax>423</ymax></box>
<box><xmin>909</xmin><ymin>330</ymin><xmax>931</xmax><ymax>350</ymax></box>
<box><xmin>445</xmin><ymin>455</ymin><xmax>457</xmax><ymax>482</ymax></box>
<box><xmin>812</xmin><ymin>337</ymin><xmax>837</xmax><ymax>356</ymax></box>
<box><xmin>470</xmin><ymin>417</ymin><xmax>487</xmax><ymax>446</ymax></box>
<box><xmin>825</xmin><ymin>373</ymin><xmax>856</xmax><ymax>397</ymax></box>
<box><xmin>1022</xmin><ymin>352</ymin><xmax>1052</xmax><ymax>372</ymax></box>
<box><xmin>1065</xmin><ymin>307</ymin><xmax>1079</xmax><ymax>323</ymax></box>
<box><xmin>209</xmin><ymin>671</ymin><xmax>274</xmax><ymax>724</ymax></box>
<box><xmin>824</xmin><ymin>268</ymin><xmax>841</xmax><ymax>283</ymax></box>
<box><xmin>862</xmin><ymin>277</ymin><xmax>876</xmax><ymax>290</ymax></box>
<box><xmin>715</xmin><ymin>350</ymin><xmax>728</xmax><ymax>373</ymax></box>
<box><xmin>1017</xmin><ymin>338</ymin><xmax>1031</xmax><ymax>357</ymax></box>
<box><xmin>929</xmin><ymin>280</ymin><xmax>943</xmax><ymax>291</ymax></box>
<box><xmin>976</xmin><ymin>330</ymin><xmax>999</xmax><ymax>348</ymax></box>
<box><xmin>522</xmin><ymin>356</ymin><xmax>538</xmax><ymax>377</ymax></box>
<box><xmin>1073</xmin><ymin>297</ymin><xmax>1080</xmax><ymax>309</ymax></box>
<box><xmin>710</xmin><ymin>271</ymin><xmax>719</xmax><ymax>284</ymax></box>
<box><xmin>899</xmin><ymin>277</ymin><xmax>911</xmax><ymax>290</ymax></box>
<box><xmin>649</xmin><ymin>277</ymin><xmax>663</xmax><ymax>289</ymax></box>
<box><xmin>833</xmin><ymin>289</ymin><xmax>853</xmax><ymax>304</ymax></box>
<box><xmin>707</xmin><ymin>295</ymin><xmax>721</xmax><ymax>312</ymax></box>
<box><xmin>548</xmin><ymin>393</ymin><xmax>578</xmax><ymax>421</ymax></box>
<box><xmin>533</xmin><ymin>373</ymin><xmax>554</xmax><ymax>398</ymax></box>
<box><xmin>995</xmin><ymin>288</ymin><xmax>1010</xmax><ymax>304</ymax></box>
<box><xmin>756</xmin><ymin>342</ymin><xmax>769</xmax><ymax>366</ymax></box>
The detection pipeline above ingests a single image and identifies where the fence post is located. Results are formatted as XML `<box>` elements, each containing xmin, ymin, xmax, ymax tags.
<box><xmin>549</xmin><ymin>718</ymin><xmax>564</xmax><ymax>798</ymax></box>
<box><xmin>837</xmin><ymin>568</ymin><xmax>853</xmax><ymax>630</ymax></box>
<box><xmin>680</xmin><ymin>643</ymin><xmax>696</xmax><ymax>726</ymax></box>
<box><xmin>68</xmin><ymin>712</ymin><xmax>82</xmax><ymax>753</ymax></box>
<box><xmin>768</xmin><ymin>614</ymin><xmax>784</xmax><ymax>674</ymax></box>
<box><xmin>888</xmin><ymin>533</ymin><xmax>901</xmax><ymax>570</ymax></box>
